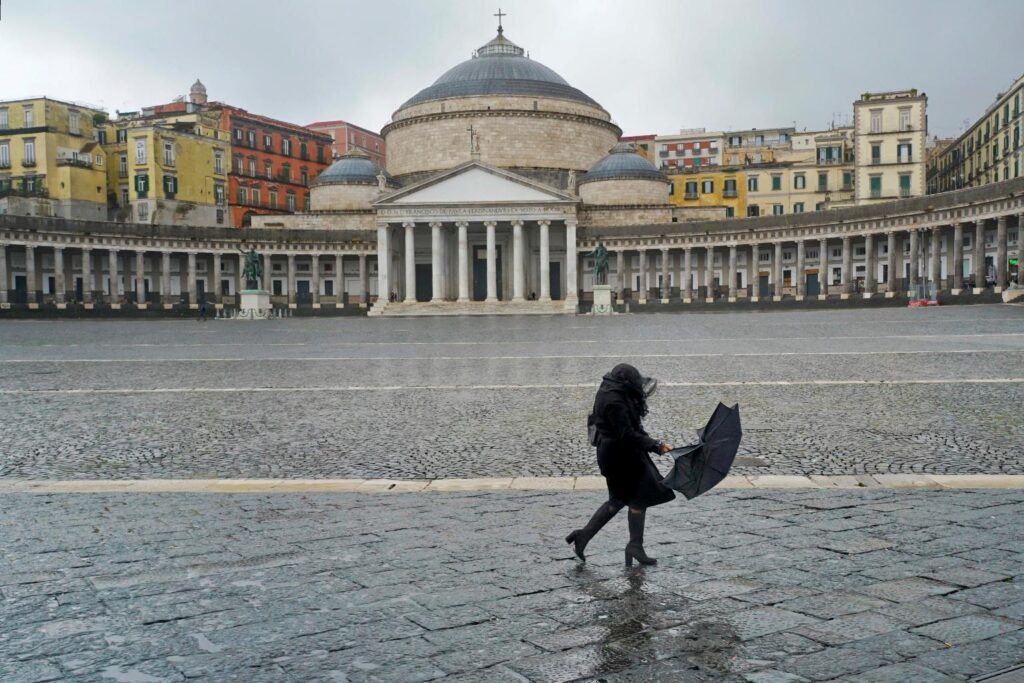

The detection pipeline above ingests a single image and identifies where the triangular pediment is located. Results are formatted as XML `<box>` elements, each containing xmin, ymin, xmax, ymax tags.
<box><xmin>374</xmin><ymin>162</ymin><xmax>575</xmax><ymax>206</ymax></box>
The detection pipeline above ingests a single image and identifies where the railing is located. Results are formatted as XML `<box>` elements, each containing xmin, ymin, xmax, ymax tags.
<box><xmin>0</xmin><ymin>161</ymin><xmax>10</xmax><ymax>169</ymax></box>
<box><xmin>21</xmin><ymin>159</ymin><xmax>37</xmax><ymax>167</ymax></box>
<box><xmin>841</xmin><ymin>183</ymin><xmax>854</xmax><ymax>191</ymax></box>
<box><xmin>817</xmin><ymin>158</ymin><xmax>843</xmax><ymax>165</ymax></box>
<box><xmin>871</xmin><ymin>158</ymin><xmax>881</xmax><ymax>165</ymax></box>
<box><xmin>870</xmin><ymin>188</ymin><xmax>882</xmax><ymax>198</ymax></box>
<box><xmin>722</xmin><ymin>189</ymin><xmax>738</xmax><ymax>198</ymax></box>
<box><xmin>684</xmin><ymin>192</ymin><xmax>698</xmax><ymax>200</ymax></box>
<box><xmin>56</xmin><ymin>158</ymin><xmax>92</xmax><ymax>168</ymax></box>
<box><xmin>0</xmin><ymin>184</ymin><xmax>48</xmax><ymax>199</ymax></box>
<box><xmin>899</xmin><ymin>188</ymin><xmax>912</xmax><ymax>198</ymax></box>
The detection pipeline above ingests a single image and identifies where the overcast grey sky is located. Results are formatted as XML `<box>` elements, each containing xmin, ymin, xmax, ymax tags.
<box><xmin>2</xmin><ymin>0</ymin><xmax>1021</xmax><ymax>139</ymax></box>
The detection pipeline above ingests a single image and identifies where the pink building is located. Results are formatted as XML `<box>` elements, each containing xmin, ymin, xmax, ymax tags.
<box><xmin>305</xmin><ymin>120</ymin><xmax>385</xmax><ymax>167</ymax></box>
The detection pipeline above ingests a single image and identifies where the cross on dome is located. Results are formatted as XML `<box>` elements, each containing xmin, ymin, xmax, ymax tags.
<box><xmin>494</xmin><ymin>8</ymin><xmax>506</xmax><ymax>34</ymax></box>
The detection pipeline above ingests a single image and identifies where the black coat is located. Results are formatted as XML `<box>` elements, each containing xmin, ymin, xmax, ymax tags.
<box><xmin>592</xmin><ymin>379</ymin><xmax>675</xmax><ymax>509</ymax></box>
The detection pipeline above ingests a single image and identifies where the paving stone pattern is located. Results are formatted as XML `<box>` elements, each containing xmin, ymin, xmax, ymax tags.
<box><xmin>1</xmin><ymin>306</ymin><xmax>1023</xmax><ymax>480</ymax></box>
<box><xmin>1</xmin><ymin>489</ymin><xmax>1022</xmax><ymax>682</ymax></box>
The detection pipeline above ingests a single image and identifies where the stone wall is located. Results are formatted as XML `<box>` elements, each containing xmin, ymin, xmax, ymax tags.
<box><xmin>250</xmin><ymin>210</ymin><xmax>377</xmax><ymax>232</ymax></box>
<box><xmin>390</xmin><ymin>95</ymin><xmax>611</xmax><ymax>124</ymax></box>
<box><xmin>579</xmin><ymin>205</ymin><xmax>674</xmax><ymax>228</ymax></box>
<box><xmin>385</xmin><ymin>111</ymin><xmax>619</xmax><ymax>178</ymax></box>
<box><xmin>311</xmin><ymin>184</ymin><xmax>379</xmax><ymax>211</ymax></box>
<box><xmin>579</xmin><ymin>178</ymin><xmax>669</xmax><ymax>206</ymax></box>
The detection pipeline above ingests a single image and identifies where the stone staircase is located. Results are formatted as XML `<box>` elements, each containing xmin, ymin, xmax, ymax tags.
<box><xmin>368</xmin><ymin>299</ymin><xmax>575</xmax><ymax>317</ymax></box>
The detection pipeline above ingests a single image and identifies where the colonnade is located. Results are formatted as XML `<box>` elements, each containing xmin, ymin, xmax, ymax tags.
<box><xmin>0</xmin><ymin>244</ymin><xmax>375</xmax><ymax>308</ymax></box>
<box><xmin>581</xmin><ymin>215</ymin><xmax>1022</xmax><ymax>302</ymax></box>
<box><xmin>378</xmin><ymin>218</ymin><xmax>577</xmax><ymax>305</ymax></box>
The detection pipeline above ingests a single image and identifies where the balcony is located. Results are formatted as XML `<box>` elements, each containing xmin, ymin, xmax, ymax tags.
<box><xmin>0</xmin><ymin>160</ymin><xmax>10</xmax><ymax>169</ymax></box>
<box><xmin>659</xmin><ymin>150</ymin><xmax>669</xmax><ymax>157</ymax></box>
<box><xmin>871</xmin><ymin>158</ymin><xmax>881</xmax><ymax>165</ymax></box>
<box><xmin>683</xmin><ymin>192</ymin><xmax>698</xmax><ymax>200</ymax></box>
<box><xmin>21</xmin><ymin>158</ymin><xmax>37</xmax><ymax>168</ymax></box>
<box><xmin>870</xmin><ymin>188</ymin><xmax>882</xmax><ymax>199</ymax></box>
<box><xmin>841</xmin><ymin>183</ymin><xmax>854</xmax><ymax>191</ymax></box>
<box><xmin>0</xmin><ymin>182</ymin><xmax>48</xmax><ymax>199</ymax></box>
<box><xmin>899</xmin><ymin>188</ymin><xmax>912</xmax><ymax>198</ymax></box>
<box><xmin>722</xmin><ymin>189</ymin><xmax>737</xmax><ymax>198</ymax></box>
<box><xmin>56</xmin><ymin>158</ymin><xmax>92</xmax><ymax>168</ymax></box>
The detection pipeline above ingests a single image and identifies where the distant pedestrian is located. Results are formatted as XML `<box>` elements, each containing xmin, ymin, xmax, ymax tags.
<box><xmin>566</xmin><ymin>363</ymin><xmax>674</xmax><ymax>566</ymax></box>
<box><xmin>198</xmin><ymin>301</ymin><xmax>207</xmax><ymax>322</ymax></box>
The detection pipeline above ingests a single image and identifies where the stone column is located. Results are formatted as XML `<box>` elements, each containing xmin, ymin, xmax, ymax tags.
<box><xmin>376</xmin><ymin>224</ymin><xmax>390</xmax><ymax>304</ymax></box>
<box><xmin>403</xmin><ymin>222</ymin><xmax>416</xmax><ymax>303</ymax></box>
<box><xmin>132</xmin><ymin>251</ymin><xmax>144</xmax><ymax>306</ymax></box>
<box><xmin>908</xmin><ymin>229</ymin><xmax>920</xmax><ymax>290</ymax></box>
<box><xmin>885</xmin><ymin>232</ymin><xmax>897</xmax><ymax>294</ymax></box>
<box><xmin>263</xmin><ymin>253</ymin><xmax>272</xmax><ymax>291</ymax></box>
<box><xmin>819</xmin><ymin>238</ymin><xmax>829</xmax><ymax>297</ymax></box>
<box><xmin>728</xmin><ymin>245</ymin><xmax>738</xmax><ymax>301</ymax></box>
<box><xmin>773</xmin><ymin>242</ymin><xmax>783</xmax><ymax>299</ymax></box>
<box><xmin>930</xmin><ymin>227</ymin><xmax>941</xmax><ymax>293</ymax></box>
<box><xmin>638</xmin><ymin>249</ymin><xmax>648</xmax><ymax>303</ymax></box>
<box><xmin>953</xmin><ymin>223</ymin><xmax>964</xmax><ymax>291</ymax></box>
<box><xmin>512</xmin><ymin>219</ymin><xmax>525</xmax><ymax>301</ymax></box>
<box><xmin>456</xmin><ymin>221</ymin><xmax>470</xmax><ymax>302</ymax></box>
<box><xmin>211</xmin><ymin>252</ymin><xmax>221</xmax><ymax>306</ymax></box>
<box><xmin>749</xmin><ymin>244</ymin><xmax>759</xmax><ymax>298</ymax></box>
<box><xmin>996</xmin><ymin>216</ymin><xmax>1008</xmax><ymax>291</ymax></box>
<box><xmin>565</xmin><ymin>220</ymin><xmax>578</xmax><ymax>307</ymax></box>
<box><xmin>538</xmin><ymin>220</ymin><xmax>550</xmax><ymax>302</ymax></box>
<box><xmin>615</xmin><ymin>249</ymin><xmax>624</xmax><ymax>297</ymax></box>
<box><xmin>53</xmin><ymin>247</ymin><xmax>66</xmax><ymax>305</ymax></box>
<box><xmin>795</xmin><ymin>240</ymin><xmax>805</xmax><ymax>298</ymax></box>
<box><xmin>358</xmin><ymin>253</ymin><xmax>368</xmax><ymax>304</ymax></box>
<box><xmin>0</xmin><ymin>245</ymin><xmax>8</xmax><ymax>304</ymax></box>
<box><xmin>485</xmin><ymin>220</ymin><xmax>497</xmax><ymax>302</ymax></box>
<box><xmin>707</xmin><ymin>245</ymin><xmax>716</xmax><ymax>301</ymax></box>
<box><xmin>286</xmin><ymin>253</ymin><xmax>296</xmax><ymax>307</ymax></box>
<box><xmin>429</xmin><ymin>221</ymin><xmax>443</xmax><ymax>302</ymax></box>
<box><xmin>309</xmin><ymin>254</ymin><xmax>320</xmax><ymax>306</ymax></box>
<box><xmin>660</xmin><ymin>248</ymin><xmax>670</xmax><ymax>301</ymax></box>
<box><xmin>865</xmin><ymin>233</ymin><xmax>876</xmax><ymax>295</ymax></box>
<box><xmin>161</xmin><ymin>251</ymin><xmax>171</xmax><ymax>306</ymax></box>
<box><xmin>81</xmin><ymin>248</ymin><xmax>92</xmax><ymax>304</ymax></box>
<box><xmin>683</xmin><ymin>247</ymin><xmax>693</xmax><ymax>301</ymax></box>
<box><xmin>342</xmin><ymin>253</ymin><xmax>350</xmax><ymax>305</ymax></box>
<box><xmin>106</xmin><ymin>248</ymin><xmax>118</xmax><ymax>304</ymax></box>
<box><xmin>841</xmin><ymin>236</ymin><xmax>852</xmax><ymax>295</ymax></box>
<box><xmin>186</xmin><ymin>252</ymin><xmax>197</xmax><ymax>307</ymax></box>
<box><xmin>974</xmin><ymin>220</ymin><xmax>985</xmax><ymax>291</ymax></box>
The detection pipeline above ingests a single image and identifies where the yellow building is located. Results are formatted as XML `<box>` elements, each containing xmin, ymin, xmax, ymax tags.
<box><xmin>667</xmin><ymin>167</ymin><xmax>746</xmax><ymax>218</ymax></box>
<box><xmin>853</xmin><ymin>89</ymin><xmax>927</xmax><ymax>204</ymax></box>
<box><xmin>0</xmin><ymin>97</ymin><xmax>109</xmax><ymax>220</ymax></box>
<box><xmin>104</xmin><ymin>112</ymin><xmax>229</xmax><ymax>226</ymax></box>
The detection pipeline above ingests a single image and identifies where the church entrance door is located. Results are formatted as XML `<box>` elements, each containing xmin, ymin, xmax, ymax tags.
<box><xmin>415</xmin><ymin>264</ymin><xmax>432</xmax><ymax>302</ymax></box>
<box><xmin>549</xmin><ymin>261</ymin><xmax>561</xmax><ymax>300</ymax></box>
<box><xmin>472</xmin><ymin>245</ymin><xmax>503</xmax><ymax>301</ymax></box>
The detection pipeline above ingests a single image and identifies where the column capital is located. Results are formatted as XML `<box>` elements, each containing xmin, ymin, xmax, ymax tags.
<box><xmin>537</xmin><ymin>219</ymin><xmax>551</xmax><ymax>227</ymax></box>
<box><xmin>660</xmin><ymin>247</ymin><xmax>669</xmax><ymax>254</ymax></box>
<box><xmin>483</xmin><ymin>220</ymin><xmax>497</xmax><ymax>229</ymax></box>
<box><xmin>565</xmin><ymin>219</ymin><xmax>578</xmax><ymax>228</ymax></box>
<box><xmin>402</xmin><ymin>221</ymin><xmax>416</xmax><ymax>229</ymax></box>
<box><xmin>510</xmin><ymin>219</ymin><xmax>525</xmax><ymax>228</ymax></box>
<box><xmin>455</xmin><ymin>220</ymin><xmax>469</xmax><ymax>228</ymax></box>
<box><xmin>428</xmin><ymin>221</ymin><xmax>443</xmax><ymax>229</ymax></box>
<box><xmin>997</xmin><ymin>215</ymin><xmax>1008</xmax><ymax>225</ymax></box>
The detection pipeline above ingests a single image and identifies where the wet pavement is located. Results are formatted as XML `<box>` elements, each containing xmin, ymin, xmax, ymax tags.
<box><xmin>1</xmin><ymin>489</ymin><xmax>1022</xmax><ymax>682</ymax></box>
<box><xmin>1</xmin><ymin>305</ymin><xmax>1023</xmax><ymax>480</ymax></box>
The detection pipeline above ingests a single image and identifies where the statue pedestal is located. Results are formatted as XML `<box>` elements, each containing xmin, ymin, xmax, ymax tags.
<box><xmin>236</xmin><ymin>289</ymin><xmax>272</xmax><ymax>320</ymax></box>
<box><xmin>591</xmin><ymin>284</ymin><xmax>614</xmax><ymax>315</ymax></box>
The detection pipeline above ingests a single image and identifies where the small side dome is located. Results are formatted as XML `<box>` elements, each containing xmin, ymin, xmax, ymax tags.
<box><xmin>313</xmin><ymin>149</ymin><xmax>399</xmax><ymax>188</ymax></box>
<box><xmin>579</xmin><ymin>142</ymin><xmax>665</xmax><ymax>184</ymax></box>
<box><xmin>578</xmin><ymin>142</ymin><xmax>670</xmax><ymax>206</ymax></box>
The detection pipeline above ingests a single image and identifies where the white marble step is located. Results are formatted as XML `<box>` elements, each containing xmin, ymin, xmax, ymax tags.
<box><xmin>372</xmin><ymin>300</ymin><xmax>575</xmax><ymax>317</ymax></box>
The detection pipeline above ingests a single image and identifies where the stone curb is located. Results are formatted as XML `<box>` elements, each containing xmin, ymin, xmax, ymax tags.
<box><xmin>1</xmin><ymin>474</ymin><xmax>1023</xmax><ymax>493</ymax></box>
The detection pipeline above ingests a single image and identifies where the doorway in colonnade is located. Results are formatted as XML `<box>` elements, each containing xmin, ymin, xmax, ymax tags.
<box><xmin>415</xmin><ymin>264</ymin><xmax>432</xmax><ymax>302</ymax></box>
<box><xmin>806</xmin><ymin>271</ymin><xmax>820</xmax><ymax>296</ymax></box>
<box><xmin>549</xmin><ymin>261</ymin><xmax>561</xmax><ymax>300</ymax></box>
<box><xmin>472</xmin><ymin>245</ymin><xmax>503</xmax><ymax>301</ymax></box>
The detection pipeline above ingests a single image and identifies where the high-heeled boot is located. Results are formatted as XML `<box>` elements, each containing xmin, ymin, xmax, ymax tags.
<box><xmin>625</xmin><ymin>507</ymin><xmax>656</xmax><ymax>566</ymax></box>
<box><xmin>565</xmin><ymin>499</ymin><xmax>623</xmax><ymax>562</ymax></box>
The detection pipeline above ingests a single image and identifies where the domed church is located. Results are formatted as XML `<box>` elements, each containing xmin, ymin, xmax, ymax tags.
<box><xmin>256</xmin><ymin>18</ymin><xmax>717</xmax><ymax>313</ymax></box>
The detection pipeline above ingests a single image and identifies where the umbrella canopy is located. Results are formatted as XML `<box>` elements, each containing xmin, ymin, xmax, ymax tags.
<box><xmin>662</xmin><ymin>403</ymin><xmax>742</xmax><ymax>500</ymax></box>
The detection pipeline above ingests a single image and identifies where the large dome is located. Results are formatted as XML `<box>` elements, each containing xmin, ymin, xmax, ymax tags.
<box><xmin>399</xmin><ymin>31</ymin><xmax>600</xmax><ymax>110</ymax></box>
<box><xmin>580</xmin><ymin>143</ymin><xmax>665</xmax><ymax>183</ymax></box>
<box><xmin>314</xmin><ymin>149</ymin><xmax>396</xmax><ymax>188</ymax></box>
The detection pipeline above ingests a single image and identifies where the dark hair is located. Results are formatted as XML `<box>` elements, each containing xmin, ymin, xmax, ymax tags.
<box><xmin>601</xmin><ymin>363</ymin><xmax>658</xmax><ymax>417</ymax></box>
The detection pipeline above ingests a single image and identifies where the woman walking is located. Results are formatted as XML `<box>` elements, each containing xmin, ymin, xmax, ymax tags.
<box><xmin>566</xmin><ymin>363</ymin><xmax>674</xmax><ymax>566</ymax></box>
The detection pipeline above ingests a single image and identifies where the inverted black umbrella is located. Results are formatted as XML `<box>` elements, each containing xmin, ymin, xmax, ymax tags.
<box><xmin>662</xmin><ymin>402</ymin><xmax>742</xmax><ymax>499</ymax></box>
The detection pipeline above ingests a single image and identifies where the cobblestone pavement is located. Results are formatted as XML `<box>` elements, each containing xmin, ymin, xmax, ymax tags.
<box><xmin>1</xmin><ymin>306</ymin><xmax>1023</xmax><ymax>479</ymax></box>
<box><xmin>1</xmin><ymin>489</ymin><xmax>1022</xmax><ymax>682</ymax></box>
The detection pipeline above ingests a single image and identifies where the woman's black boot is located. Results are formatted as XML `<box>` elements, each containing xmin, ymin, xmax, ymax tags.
<box><xmin>566</xmin><ymin>500</ymin><xmax>623</xmax><ymax>562</ymax></box>
<box><xmin>625</xmin><ymin>507</ymin><xmax>656</xmax><ymax>567</ymax></box>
